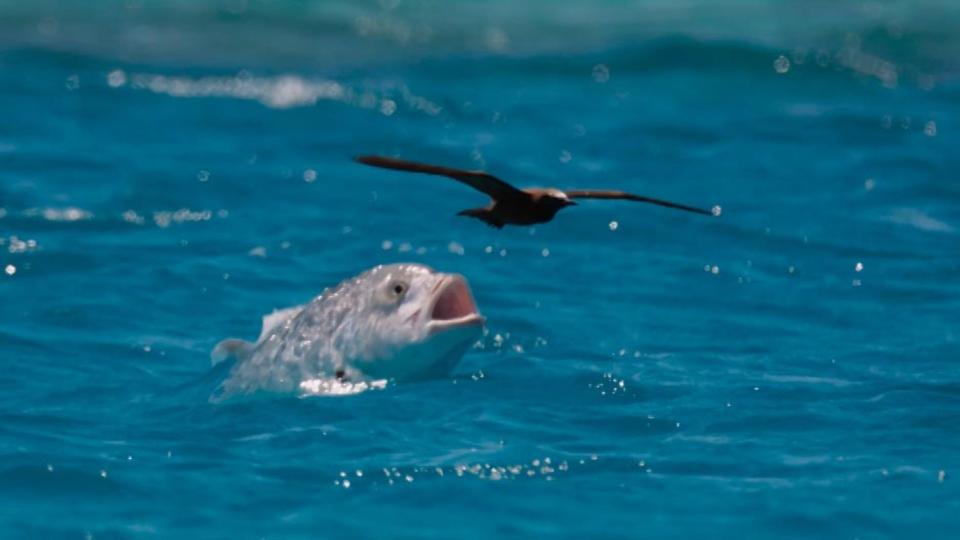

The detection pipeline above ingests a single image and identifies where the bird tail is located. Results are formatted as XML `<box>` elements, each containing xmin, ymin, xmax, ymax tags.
<box><xmin>457</xmin><ymin>208</ymin><xmax>503</xmax><ymax>229</ymax></box>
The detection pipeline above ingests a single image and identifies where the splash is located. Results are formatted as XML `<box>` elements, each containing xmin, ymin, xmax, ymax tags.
<box><xmin>299</xmin><ymin>378</ymin><xmax>389</xmax><ymax>397</ymax></box>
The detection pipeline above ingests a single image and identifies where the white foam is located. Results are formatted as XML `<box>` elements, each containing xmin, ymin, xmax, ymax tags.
<box><xmin>124</xmin><ymin>72</ymin><xmax>443</xmax><ymax>115</ymax></box>
<box><xmin>24</xmin><ymin>207</ymin><xmax>92</xmax><ymax>222</ymax></box>
<box><xmin>888</xmin><ymin>208</ymin><xmax>953</xmax><ymax>233</ymax></box>
<box><xmin>298</xmin><ymin>377</ymin><xmax>388</xmax><ymax>397</ymax></box>
<box><xmin>130</xmin><ymin>73</ymin><xmax>346</xmax><ymax>109</ymax></box>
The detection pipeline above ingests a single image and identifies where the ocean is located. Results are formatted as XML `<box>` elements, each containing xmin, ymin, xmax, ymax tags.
<box><xmin>1</xmin><ymin>1</ymin><xmax>959</xmax><ymax>538</ymax></box>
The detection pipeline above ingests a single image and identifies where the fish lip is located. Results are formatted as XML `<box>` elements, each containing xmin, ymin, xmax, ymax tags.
<box><xmin>426</xmin><ymin>275</ymin><xmax>485</xmax><ymax>335</ymax></box>
<box><xmin>427</xmin><ymin>313</ymin><xmax>485</xmax><ymax>336</ymax></box>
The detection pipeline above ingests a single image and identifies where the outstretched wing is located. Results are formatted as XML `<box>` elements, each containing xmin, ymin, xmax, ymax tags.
<box><xmin>355</xmin><ymin>155</ymin><xmax>527</xmax><ymax>201</ymax></box>
<box><xmin>564</xmin><ymin>190</ymin><xmax>713</xmax><ymax>215</ymax></box>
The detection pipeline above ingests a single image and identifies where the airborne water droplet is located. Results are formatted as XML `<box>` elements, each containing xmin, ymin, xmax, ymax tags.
<box><xmin>774</xmin><ymin>55</ymin><xmax>791</xmax><ymax>74</ymax></box>
<box><xmin>592</xmin><ymin>64</ymin><xmax>610</xmax><ymax>83</ymax></box>
<box><xmin>107</xmin><ymin>69</ymin><xmax>127</xmax><ymax>88</ymax></box>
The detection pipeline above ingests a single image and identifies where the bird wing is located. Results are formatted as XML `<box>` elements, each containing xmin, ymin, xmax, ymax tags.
<box><xmin>564</xmin><ymin>190</ymin><xmax>712</xmax><ymax>215</ymax></box>
<box><xmin>355</xmin><ymin>155</ymin><xmax>527</xmax><ymax>201</ymax></box>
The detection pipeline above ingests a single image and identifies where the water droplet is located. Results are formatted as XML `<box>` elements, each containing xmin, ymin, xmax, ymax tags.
<box><xmin>381</xmin><ymin>240</ymin><xmax>393</xmax><ymax>250</ymax></box>
<box><xmin>379</xmin><ymin>99</ymin><xmax>396</xmax><ymax>116</ymax></box>
<box><xmin>541</xmin><ymin>248</ymin><xmax>550</xmax><ymax>257</ymax></box>
<box><xmin>559</xmin><ymin>150</ymin><xmax>572</xmax><ymax>163</ymax></box>
<box><xmin>197</xmin><ymin>170</ymin><xmax>210</xmax><ymax>182</ymax></box>
<box><xmin>711</xmin><ymin>265</ymin><xmax>719</xmax><ymax>275</ymax></box>
<box><xmin>939</xmin><ymin>470</ymin><xmax>946</xmax><ymax>483</ymax></box>
<box><xmin>864</xmin><ymin>178</ymin><xmax>875</xmax><ymax>191</ymax></box>
<box><xmin>924</xmin><ymin>121</ymin><xmax>937</xmax><ymax>137</ymax></box>
<box><xmin>65</xmin><ymin>74</ymin><xmax>80</xmax><ymax>90</ymax></box>
<box><xmin>100</xmin><ymin>470</ymin><xmax>108</xmax><ymax>478</ymax></box>
<box><xmin>447</xmin><ymin>241</ymin><xmax>464</xmax><ymax>255</ymax></box>
<box><xmin>773</xmin><ymin>55</ymin><xmax>791</xmax><ymax>74</ymax></box>
<box><xmin>711</xmin><ymin>205</ymin><xmax>722</xmax><ymax>216</ymax></box>
<box><xmin>107</xmin><ymin>69</ymin><xmax>127</xmax><ymax>88</ymax></box>
<box><xmin>855</xmin><ymin>262</ymin><xmax>863</xmax><ymax>272</ymax></box>
<box><xmin>342</xmin><ymin>479</ymin><xmax>351</xmax><ymax>489</ymax></box>
<box><xmin>4</xmin><ymin>264</ymin><xmax>15</xmax><ymax>276</ymax></box>
<box><xmin>608</xmin><ymin>221</ymin><xmax>618</xmax><ymax>231</ymax></box>
<box><xmin>303</xmin><ymin>169</ymin><xmax>317</xmax><ymax>182</ymax></box>
<box><xmin>592</xmin><ymin>64</ymin><xmax>610</xmax><ymax>83</ymax></box>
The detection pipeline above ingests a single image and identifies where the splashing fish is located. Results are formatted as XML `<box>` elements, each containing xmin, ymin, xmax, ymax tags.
<box><xmin>212</xmin><ymin>263</ymin><xmax>484</xmax><ymax>399</ymax></box>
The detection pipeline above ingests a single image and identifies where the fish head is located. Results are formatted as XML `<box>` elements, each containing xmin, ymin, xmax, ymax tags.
<box><xmin>345</xmin><ymin>263</ymin><xmax>484</xmax><ymax>380</ymax></box>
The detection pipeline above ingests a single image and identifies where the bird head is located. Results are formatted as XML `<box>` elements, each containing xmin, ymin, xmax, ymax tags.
<box><xmin>544</xmin><ymin>189</ymin><xmax>577</xmax><ymax>207</ymax></box>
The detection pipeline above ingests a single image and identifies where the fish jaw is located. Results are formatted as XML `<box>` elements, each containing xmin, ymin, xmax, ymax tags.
<box><xmin>426</xmin><ymin>274</ymin><xmax>485</xmax><ymax>336</ymax></box>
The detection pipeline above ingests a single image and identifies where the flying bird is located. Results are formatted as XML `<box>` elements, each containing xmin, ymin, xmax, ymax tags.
<box><xmin>355</xmin><ymin>155</ymin><xmax>717</xmax><ymax>228</ymax></box>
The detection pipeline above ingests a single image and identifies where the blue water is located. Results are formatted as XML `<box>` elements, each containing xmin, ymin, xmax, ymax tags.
<box><xmin>2</xmin><ymin>1</ymin><xmax>960</xmax><ymax>538</ymax></box>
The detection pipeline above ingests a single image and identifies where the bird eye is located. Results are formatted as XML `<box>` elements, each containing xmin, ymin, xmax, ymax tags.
<box><xmin>391</xmin><ymin>282</ymin><xmax>407</xmax><ymax>296</ymax></box>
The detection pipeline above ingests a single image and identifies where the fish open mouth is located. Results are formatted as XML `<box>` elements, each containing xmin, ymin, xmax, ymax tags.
<box><xmin>428</xmin><ymin>275</ymin><xmax>484</xmax><ymax>333</ymax></box>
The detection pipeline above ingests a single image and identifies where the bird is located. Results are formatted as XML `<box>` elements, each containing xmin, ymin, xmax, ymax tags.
<box><xmin>355</xmin><ymin>155</ymin><xmax>717</xmax><ymax>229</ymax></box>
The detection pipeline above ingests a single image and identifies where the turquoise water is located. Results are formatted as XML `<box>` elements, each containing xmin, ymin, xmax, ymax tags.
<box><xmin>2</xmin><ymin>1</ymin><xmax>960</xmax><ymax>538</ymax></box>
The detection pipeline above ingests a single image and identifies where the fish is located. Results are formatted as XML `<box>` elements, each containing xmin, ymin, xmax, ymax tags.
<box><xmin>211</xmin><ymin>263</ymin><xmax>484</xmax><ymax>399</ymax></box>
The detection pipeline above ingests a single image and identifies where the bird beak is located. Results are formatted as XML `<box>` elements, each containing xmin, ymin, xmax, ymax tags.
<box><xmin>565</xmin><ymin>199</ymin><xmax>578</xmax><ymax>206</ymax></box>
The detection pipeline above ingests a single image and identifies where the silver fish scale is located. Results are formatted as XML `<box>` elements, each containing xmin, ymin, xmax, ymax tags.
<box><xmin>217</xmin><ymin>264</ymin><xmax>444</xmax><ymax>396</ymax></box>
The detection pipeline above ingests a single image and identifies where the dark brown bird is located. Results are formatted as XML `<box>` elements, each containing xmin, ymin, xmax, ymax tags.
<box><xmin>356</xmin><ymin>155</ymin><xmax>717</xmax><ymax>229</ymax></box>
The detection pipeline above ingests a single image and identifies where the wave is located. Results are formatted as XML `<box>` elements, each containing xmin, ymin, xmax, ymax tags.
<box><xmin>1</xmin><ymin>1</ymin><xmax>957</xmax><ymax>81</ymax></box>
